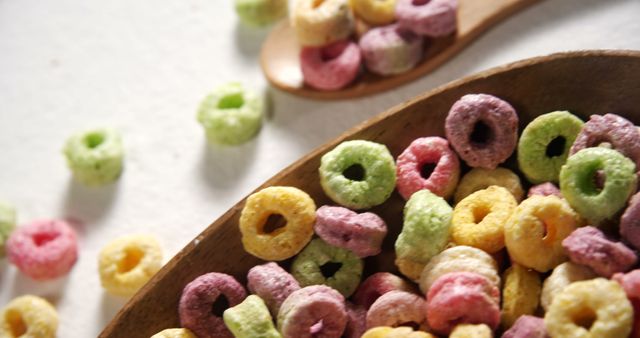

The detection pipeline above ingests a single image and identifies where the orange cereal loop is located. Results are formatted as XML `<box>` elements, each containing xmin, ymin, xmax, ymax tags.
<box><xmin>450</xmin><ymin>324</ymin><xmax>492</xmax><ymax>338</ymax></box>
<box><xmin>239</xmin><ymin>186</ymin><xmax>316</xmax><ymax>261</ymax></box>
<box><xmin>545</xmin><ymin>278</ymin><xmax>632</xmax><ymax>338</ymax></box>
<box><xmin>454</xmin><ymin>167</ymin><xmax>524</xmax><ymax>204</ymax></box>
<box><xmin>0</xmin><ymin>295</ymin><xmax>58</xmax><ymax>338</ymax></box>
<box><xmin>151</xmin><ymin>328</ymin><xmax>197</xmax><ymax>338</ymax></box>
<box><xmin>501</xmin><ymin>264</ymin><xmax>541</xmax><ymax>329</ymax></box>
<box><xmin>505</xmin><ymin>195</ymin><xmax>583</xmax><ymax>273</ymax></box>
<box><xmin>451</xmin><ymin>186</ymin><xmax>517</xmax><ymax>253</ymax></box>
<box><xmin>98</xmin><ymin>234</ymin><xmax>163</xmax><ymax>297</ymax></box>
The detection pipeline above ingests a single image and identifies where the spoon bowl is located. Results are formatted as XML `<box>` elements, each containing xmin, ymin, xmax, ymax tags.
<box><xmin>261</xmin><ymin>0</ymin><xmax>542</xmax><ymax>100</ymax></box>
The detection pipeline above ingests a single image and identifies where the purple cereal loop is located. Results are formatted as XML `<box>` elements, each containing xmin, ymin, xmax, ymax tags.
<box><xmin>359</xmin><ymin>24</ymin><xmax>424</xmax><ymax>76</ymax></box>
<box><xmin>562</xmin><ymin>226</ymin><xmax>637</xmax><ymax>278</ymax></box>
<box><xmin>570</xmin><ymin>114</ymin><xmax>640</xmax><ymax>170</ymax></box>
<box><xmin>300</xmin><ymin>40</ymin><xmax>361</xmax><ymax>91</ymax></box>
<box><xmin>396</xmin><ymin>0</ymin><xmax>458</xmax><ymax>37</ymax></box>
<box><xmin>527</xmin><ymin>182</ymin><xmax>562</xmax><ymax>198</ymax></box>
<box><xmin>344</xmin><ymin>302</ymin><xmax>367</xmax><ymax>338</ymax></box>
<box><xmin>277</xmin><ymin>285</ymin><xmax>347</xmax><ymax>338</ymax></box>
<box><xmin>621</xmin><ymin>192</ymin><xmax>640</xmax><ymax>250</ymax></box>
<box><xmin>502</xmin><ymin>315</ymin><xmax>550</xmax><ymax>338</ymax></box>
<box><xmin>179</xmin><ymin>272</ymin><xmax>247</xmax><ymax>338</ymax></box>
<box><xmin>445</xmin><ymin>94</ymin><xmax>519</xmax><ymax>169</ymax></box>
<box><xmin>247</xmin><ymin>262</ymin><xmax>300</xmax><ymax>316</ymax></box>
<box><xmin>314</xmin><ymin>206</ymin><xmax>387</xmax><ymax>258</ymax></box>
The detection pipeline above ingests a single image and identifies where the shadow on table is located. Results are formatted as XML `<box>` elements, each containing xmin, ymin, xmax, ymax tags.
<box><xmin>61</xmin><ymin>178</ymin><xmax>120</xmax><ymax>225</ymax></box>
<box><xmin>199</xmin><ymin>139</ymin><xmax>258</xmax><ymax>190</ymax></box>
<box><xmin>100</xmin><ymin>293</ymin><xmax>129</xmax><ymax>329</ymax></box>
<box><xmin>233</xmin><ymin>21</ymin><xmax>270</xmax><ymax>59</ymax></box>
<box><xmin>10</xmin><ymin>270</ymin><xmax>70</xmax><ymax>305</ymax></box>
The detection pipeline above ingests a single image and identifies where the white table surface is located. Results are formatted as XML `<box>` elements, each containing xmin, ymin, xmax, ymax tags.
<box><xmin>1</xmin><ymin>0</ymin><xmax>639</xmax><ymax>336</ymax></box>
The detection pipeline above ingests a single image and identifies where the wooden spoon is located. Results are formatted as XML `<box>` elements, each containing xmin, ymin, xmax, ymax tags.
<box><xmin>100</xmin><ymin>50</ymin><xmax>640</xmax><ymax>337</ymax></box>
<box><xmin>261</xmin><ymin>0</ymin><xmax>542</xmax><ymax>100</ymax></box>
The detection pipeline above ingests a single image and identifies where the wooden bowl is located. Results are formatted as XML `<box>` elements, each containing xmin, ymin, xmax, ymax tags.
<box><xmin>100</xmin><ymin>50</ymin><xmax>640</xmax><ymax>337</ymax></box>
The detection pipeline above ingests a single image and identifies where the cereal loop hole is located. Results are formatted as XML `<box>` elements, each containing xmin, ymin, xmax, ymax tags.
<box><xmin>412</xmin><ymin>0</ymin><xmax>431</xmax><ymax>5</ymax></box>
<box><xmin>312</xmin><ymin>0</ymin><xmax>324</xmax><ymax>9</ymax></box>
<box><xmin>117</xmin><ymin>247</ymin><xmax>144</xmax><ymax>274</ymax></box>
<box><xmin>262</xmin><ymin>214</ymin><xmax>287</xmax><ymax>234</ymax></box>
<box><xmin>398</xmin><ymin>321</ymin><xmax>421</xmax><ymax>331</ymax></box>
<box><xmin>420</xmin><ymin>162</ymin><xmax>437</xmax><ymax>180</ymax></box>
<box><xmin>469</xmin><ymin>120</ymin><xmax>493</xmax><ymax>145</ymax></box>
<box><xmin>84</xmin><ymin>132</ymin><xmax>105</xmax><ymax>149</ymax></box>
<box><xmin>32</xmin><ymin>232</ymin><xmax>58</xmax><ymax>247</ymax></box>
<box><xmin>217</xmin><ymin>93</ymin><xmax>244</xmax><ymax>109</ymax></box>
<box><xmin>343</xmin><ymin>164</ymin><xmax>365</xmax><ymax>181</ymax></box>
<box><xmin>473</xmin><ymin>206</ymin><xmax>490</xmax><ymax>224</ymax></box>
<box><xmin>320</xmin><ymin>261</ymin><xmax>343</xmax><ymax>278</ymax></box>
<box><xmin>5</xmin><ymin>310</ymin><xmax>27</xmax><ymax>337</ymax></box>
<box><xmin>211</xmin><ymin>295</ymin><xmax>229</xmax><ymax>317</ymax></box>
<box><xmin>573</xmin><ymin>308</ymin><xmax>597</xmax><ymax>331</ymax></box>
<box><xmin>545</xmin><ymin>136</ymin><xmax>566</xmax><ymax>158</ymax></box>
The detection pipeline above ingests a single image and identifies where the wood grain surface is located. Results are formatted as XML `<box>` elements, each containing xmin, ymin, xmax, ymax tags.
<box><xmin>261</xmin><ymin>0</ymin><xmax>542</xmax><ymax>100</ymax></box>
<box><xmin>100</xmin><ymin>50</ymin><xmax>640</xmax><ymax>337</ymax></box>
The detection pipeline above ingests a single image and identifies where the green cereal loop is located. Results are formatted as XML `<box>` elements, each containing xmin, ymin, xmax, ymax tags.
<box><xmin>197</xmin><ymin>82</ymin><xmax>263</xmax><ymax>145</ymax></box>
<box><xmin>63</xmin><ymin>128</ymin><xmax>124</xmax><ymax>186</ymax></box>
<box><xmin>560</xmin><ymin>147</ymin><xmax>637</xmax><ymax>225</ymax></box>
<box><xmin>223</xmin><ymin>295</ymin><xmax>282</xmax><ymax>338</ymax></box>
<box><xmin>0</xmin><ymin>201</ymin><xmax>16</xmax><ymax>258</ymax></box>
<box><xmin>319</xmin><ymin>140</ymin><xmax>396</xmax><ymax>210</ymax></box>
<box><xmin>396</xmin><ymin>190</ymin><xmax>452</xmax><ymax>264</ymax></box>
<box><xmin>518</xmin><ymin>111</ymin><xmax>584</xmax><ymax>184</ymax></box>
<box><xmin>291</xmin><ymin>238</ymin><xmax>363</xmax><ymax>297</ymax></box>
<box><xmin>235</xmin><ymin>0</ymin><xmax>287</xmax><ymax>27</ymax></box>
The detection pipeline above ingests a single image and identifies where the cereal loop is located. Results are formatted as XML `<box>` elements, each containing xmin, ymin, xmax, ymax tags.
<box><xmin>0</xmin><ymin>201</ymin><xmax>16</xmax><ymax>259</ymax></box>
<box><xmin>396</xmin><ymin>136</ymin><xmax>460</xmax><ymax>200</ymax></box>
<box><xmin>223</xmin><ymin>295</ymin><xmax>281</xmax><ymax>338</ymax></box>
<box><xmin>504</xmin><ymin>195</ymin><xmax>582</xmax><ymax>272</ymax></box>
<box><xmin>544</xmin><ymin>278</ymin><xmax>633</xmax><ymax>338</ymax></box>
<box><xmin>541</xmin><ymin>262</ymin><xmax>596</xmax><ymax>312</ymax></box>
<box><xmin>150</xmin><ymin>328</ymin><xmax>197</xmax><ymax>338</ymax></box>
<box><xmin>349</xmin><ymin>0</ymin><xmax>395</xmax><ymax>25</ymax></box>
<box><xmin>449</xmin><ymin>324</ymin><xmax>492</xmax><ymax>338</ymax></box>
<box><xmin>454</xmin><ymin>167</ymin><xmax>524</xmax><ymax>204</ymax></box>
<box><xmin>98</xmin><ymin>234</ymin><xmax>163</xmax><ymax>296</ymax></box>
<box><xmin>239</xmin><ymin>186</ymin><xmax>316</xmax><ymax>261</ymax></box>
<box><xmin>451</xmin><ymin>186</ymin><xmax>517</xmax><ymax>253</ymax></box>
<box><xmin>7</xmin><ymin>219</ymin><xmax>78</xmax><ymax>280</ymax></box>
<box><xmin>179</xmin><ymin>273</ymin><xmax>248</xmax><ymax>338</ymax></box>
<box><xmin>292</xmin><ymin>0</ymin><xmax>354</xmax><ymax>46</ymax></box>
<box><xmin>362</xmin><ymin>326</ymin><xmax>435</xmax><ymax>338</ymax></box>
<box><xmin>501</xmin><ymin>264</ymin><xmax>542</xmax><ymax>329</ymax></box>
<box><xmin>320</xmin><ymin>140</ymin><xmax>396</xmax><ymax>210</ymax></box>
<box><xmin>0</xmin><ymin>295</ymin><xmax>58</xmax><ymax>338</ymax></box>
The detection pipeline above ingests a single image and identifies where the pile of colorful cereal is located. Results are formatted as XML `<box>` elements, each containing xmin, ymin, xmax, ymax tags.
<box><xmin>292</xmin><ymin>0</ymin><xmax>458</xmax><ymax>90</ymax></box>
<box><xmin>157</xmin><ymin>93</ymin><xmax>640</xmax><ymax>338</ymax></box>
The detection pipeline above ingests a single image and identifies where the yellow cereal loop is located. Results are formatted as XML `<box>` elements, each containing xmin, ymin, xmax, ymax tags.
<box><xmin>98</xmin><ymin>234</ymin><xmax>163</xmax><ymax>297</ymax></box>
<box><xmin>239</xmin><ymin>186</ymin><xmax>316</xmax><ymax>261</ymax></box>
<box><xmin>150</xmin><ymin>328</ymin><xmax>197</xmax><ymax>338</ymax></box>
<box><xmin>505</xmin><ymin>195</ymin><xmax>582</xmax><ymax>273</ymax></box>
<box><xmin>451</xmin><ymin>186</ymin><xmax>517</xmax><ymax>253</ymax></box>
<box><xmin>362</xmin><ymin>326</ymin><xmax>435</xmax><ymax>338</ymax></box>
<box><xmin>419</xmin><ymin>245</ymin><xmax>499</xmax><ymax>294</ymax></box>
<box><xmin>545</xmin><ymin>278</ymin><xmax>632</xmax><ymax>338</ymax></box>
<box><xmin>454</xmin><ymin>167</ymin><xmax>524</xmax><ymax>204</ymax></box>
<box><xmin>0</xmin><ymin>295</ymin><xmax>58</xmax><ymax>338</ymax></box>
<box><xmin>450</xmin><ymin>324</ymin><xmax>492</xmax><ymax>338</ymax></box>
<box><xmin>501</xmin><ymin>264</ymin><xmax>541</xmax><ymax>329</ymax></box>
<box><xmin>349</xmin><ymin>0</ymin><xmax>396</xmax><ymax>25</ymax></box>
<box><xmin>541</xmin><ymin>262</ymin><xmax>596</xmax><ymax>311</ymax></box>
<box><xmin>395</xmin><ymin>257</ymin><xmax>425</xmax><ymax>282</ymax></box>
